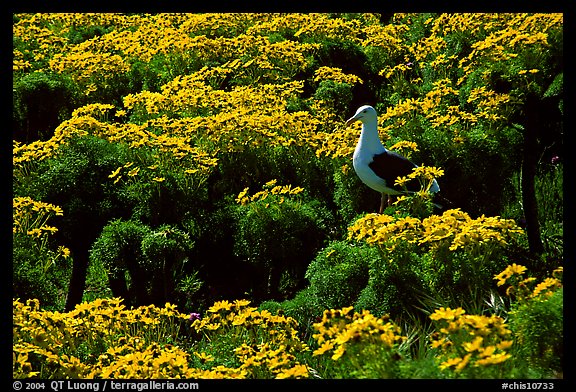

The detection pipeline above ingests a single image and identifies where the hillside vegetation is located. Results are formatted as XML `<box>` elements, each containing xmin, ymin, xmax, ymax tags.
<box><xmin>13</xmin><ymin>13</ymin><xmax>563</xmax><ymax>379</ymax></box>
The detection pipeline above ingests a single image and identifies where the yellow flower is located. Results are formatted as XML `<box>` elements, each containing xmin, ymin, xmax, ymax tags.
<box><xmin>496</xmin><ymin>340</ymin><xmax>513</xmax><ymax>351</ymax></box>
<box><xmin>208</xmin><ymin>300</ymin><xmax>233</xmax><ymax>313</ymax></box>
<box><xmin>474</xmin><ymin>352</ymin><xmax>511</xmax><ymax>366</ymax></box>
<box><xmin>193</xmin><ymin>351</ymin><xmax>214</xmax><ymax>362</ymax></box>
<box><xmin>430</xmin><ymin>307</ymin><xmax>466</xmax><ymax>321</ymax></box>
<box><xmin>531</xmin><ymin>277</ymin><xmax>562</xmax><ymax>298</ymax></box>
<box><xmin>275</xmin><ymin>364</ymin><xmax>309</xmax><ymax>379</ymax></box>
<box><xmin>493</xmin><ymin>263</ymin><xmax>527</xmax><ymax>286</ymax></box>
<box><xmin>108</xmin><ymin>167</ymin><xmax>122</xmax><ymax>178</ymax></box>
<box><xmin>463</xmin><ymin>336</ymin><xmax>484</xmax><ymax>352</ymax></box>
<box><xmin>439</xmin><ymin>356</ymin><xmax>463</xmax><ymax>370</ymax></box>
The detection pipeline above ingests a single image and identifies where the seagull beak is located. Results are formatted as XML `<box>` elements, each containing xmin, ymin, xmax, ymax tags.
<box><xmin>345</xmin><ymin>116</ymin><xmax>358</xmax><ymax>126</ymax></box>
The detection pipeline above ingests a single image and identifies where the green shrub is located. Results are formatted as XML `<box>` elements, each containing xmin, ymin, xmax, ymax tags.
<box><xmin>89</xmin><ymin>219</ymin><xmax>152</xmax><ymax>307</ymax></box>
<box><xmin>82</xmin><ymin>255</ymin><xmax>113</xmax><ymax>303</ymax></box>
<box><xmin>13</xmin><ymin>72</ymin><xmax>77</xmax><ymax>143</ymax></box>
<box><xmin>305</xmin><ymin>240</ymin><xmax>372</xmax><ymax>309</ymax></box>
<box><xmin>354</xmin><ymin>251</ymin><xmax>430</xmax><ymax>320</ymax></box>
<box><xmin>509</xmin><ymin>288</ymin><xmax>563</xmax><ymax>374</ymax></box>
<box><xmin>233</xmin><ymin>195</ymin><xmax>334</xmax><ymax>301</ymax></box>
<box><xmin>141</xmin><ymin>224</ymin><xmax>194</xmax><ymax>305</ymax></box>
<box><xmin>28</xmin><ymin>136</ymin><xmax>130</xmax><ymax>244</ymax></box>
<box><xmin>90</xmin><ymin>220</ymin><xmax>195</xmax><ymax>307</ymax></box>
<box><xmin>332</xmin><ymin>162</ymin><xmax>381</xmax><ymax>220</ymax></box>
<box><xmin>185</xmin><ymin>204</ymin><xmax>248</xmax><ymax>306</ymax></box>
<box><xmin>313</xmin><ymin>80</ymin><xmax>354</xmax><ymax>118</ymax></box>
<box><xmin>259</xmin><ymin>287</ymin><xmax>325</xmax><ymax>341</ymax></box>
<box><xmin>12</xmin><ymin>234</ymin><xmax>72</xmax><ymax>311</ymax></box>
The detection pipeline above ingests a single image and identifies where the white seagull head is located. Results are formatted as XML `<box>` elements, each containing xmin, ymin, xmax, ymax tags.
<box><xmin>345</xmin><ymin>105</ymin><xmax>378</xmax><ymax>126</ymax></box>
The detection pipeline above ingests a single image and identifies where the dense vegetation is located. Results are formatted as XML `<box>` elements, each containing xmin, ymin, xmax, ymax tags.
<box><xmin>13</xmin><ymin>13</ymin><xmax>563</xmax><ymax>379</ymax></box>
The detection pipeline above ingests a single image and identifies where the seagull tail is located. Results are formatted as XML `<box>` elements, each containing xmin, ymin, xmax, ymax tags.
<box><xmin>433</xmin><ymin>194</ymin><xmax>455</xmax><ymax>211</ymax></box>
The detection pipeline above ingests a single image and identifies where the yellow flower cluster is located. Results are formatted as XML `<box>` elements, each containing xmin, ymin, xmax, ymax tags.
<box><xmin>361</xmin><ymin>22</ymin><xmax>409</xmax><ymax>50</ymax></box>
<box><xmin>192</xmin><ymin>299</ymin><xmax>310</xmax><ymax>379</ymax></box>
<box><xmin>380</xmin><ymin>61</ymin><xmax>414</xmax><ymax>79</ymax></box>
<box><xmin>12</xmin><ymin>197</ymin><xmax>70</xmax><ymax>271</ymax></box>
<box><xmin>13</xmin><ymin>104</ymin><xmax>219</xmax><ymax>186</ymax></box>
<box><xmin>236</xmin><ymin>179</ymin><xmax>304</xmax><ymax>207</ymax></box>
<box><xmin>13</xmin><ymin>298</ymin><xmax>189</xmax><ymax>378</ymax></box>
<box><xmin>349</xmin><ymin>208</ymin><xmax>523</xmax><ymax>254</ymax></box>
<box><xmin>394</xmin><ymin>165</ymin><xmax>444</xmax><ymax>194</ymax></box>
<box><xmin>49</xmin><ymin>49</ymin><xmax>130</xmax><ymax>94</ymax></box>
<box><xmin>293</xmin><ymin>15</ymin><xmax>365</xmax><ymax>43</ymax></box>
<box><xmin>430</xmin><ymin>307</ymin><xmax>513</xmax><ymax>372</ymax></box>
<box><xmin>313</xmin><ymin>66</ymin><xmax>363</xmax><ymax>86</ymax></box>
<box><xmin>493</xmin><ymin>264</ymin><xmax>563</xmax><ymax>301</ymax></box>
<box><xmin>13</xmin><ymin>196</ymin><xmax>63</xmax><ymax>236</ymax></box>
<box><xmin>13</xmin><ymin>297</ymin><xmax>312</xmax><ymax>379</ymax></box>
<box><xmin>312</xmin><ymin>306</ymin><xmax>406</xmax><ymax>361</ymax></box>
<box><xmin>14</xmin><ymin>13</ymin><xmax>563</xmax><ymax>178</ymax></box>
<box><xmin>123</xmin><ymin>75</ymin><xmax>321</xmax><ymax>153</ymax></box>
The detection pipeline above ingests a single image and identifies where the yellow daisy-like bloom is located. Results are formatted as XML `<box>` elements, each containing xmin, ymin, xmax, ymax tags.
<box><xmin>463</xmin><ymin>336</ymin><xmax>484</xmax><ymax>352</ymax></box>
<box><xmin>531</xmin><ymin>277</ymin><xmax>562</xmax><ymax>298</ymax></box>
<box><xmin>208</xmin><ymin>300</ymin><xmax>233</xmax><ymax>313</ymax></box>
<box><xmin>312</xmin><ymin>341</ymin><xmax>334</xmax><ymax>356</ymax></box>
<box><xmin>430</xmin><ymin>307</ymin><xmax>466</xmax><ymax>321</ymax></box>
<box><xmin>493</xmin><ymin>263</ymin><xmax>527</xmax><ymax>286</ymax></box>
<box><xmin>439</xmin><ymin>356</ymin><xmax>464</xmax><ymax>370</ymax></box>
<box><xmin>474</xmin><ymin>352</ymin><xmax>511</xmax><ymax>367</ymax></box>
<box><xmin>275</xmin><ymin>364</ymin><xmax>309</xmax><ymax>379</ymax></box>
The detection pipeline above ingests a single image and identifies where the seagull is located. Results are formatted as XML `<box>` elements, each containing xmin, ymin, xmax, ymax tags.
<box><xmin>346</xmin><ymin>105</ymin><xmax>440</xmax><ymax>213</ymax></box>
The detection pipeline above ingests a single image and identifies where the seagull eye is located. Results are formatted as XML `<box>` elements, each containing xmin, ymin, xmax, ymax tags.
<box><xmin>362</xmin><ymin>110</ymin><xmax>367</xmax><ymax>113</ymax></box>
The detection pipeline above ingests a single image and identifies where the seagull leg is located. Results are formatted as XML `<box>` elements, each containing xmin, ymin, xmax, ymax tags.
<box><xmin>379</xmin><ymin>193</ymin><xmax>386</xmax><ymax>214</ymax></box>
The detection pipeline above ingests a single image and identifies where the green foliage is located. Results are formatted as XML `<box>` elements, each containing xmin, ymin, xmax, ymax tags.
<box><xmin>89</xmin><ymin>219</ymin><xmax>152</xmax><ymax>306</ymax></box>
<box><xmin>305</xmin><ymin>241</ymin><xmax>372</xmax><ymax>309</ymax></box>
<box><xmin>66</xmin><ymin>24</ymin><xmax>115</xmax><ymax>45</ymax></box>
<box><xmin>535</xmin><ymin>165</ymin><xmax>563</xmax><ymax>256</ymax></box>
<box><xmin>355</xmin><ymin>250</ymin><xmax>430</xmax><ymax>319</ymax></box>
<box><xmin>332</xmin><ymin>163</ymin><xmax>379</xmax><ymax>220</ymax></box>
<box><xmin>12</xmin><ymin>234</ymin><xmax>72</xmax><ymax>311</ymax></box>
<box><xmin>27</xmin><ymin>137</ymin><xmax>129</xmax><ymax>242</ymax></box>
<box><xmin>13</xmin><ymin>72</ymin><xmax>77</xmax><ymax>142</ymax></box>
<box><xmin>90</xmin><ymin>219</ymin><xmax>195</xmax><ymax>307</ymax></box>
<box><xmin>509</xmin><ymin>289</ymin><xmax>563</xmax><ymax>373</ymax></box>
<box><xmin>141</xmin><ymin>224</ymin><xmax>194</xmax><ymax>304</ymax></box>
<box><xmin>12</xmin><ymin>13</ymin><xmax>563</xmax><ymax>379</ymax></box>
<box><xmin>233</xmin><ymin>195</ymin><xmax>334</xmax><ymax>301</ymax></box>
<box><xmin>259</xmin><ymin>287</ymin><xmax>325</xmax><ymax>341</ymax></box>
<box><xmin>313</xmin><ymin>80</ymin><xmax>354</xmax><ymax>118</ymax></box>
<box><xmin>82</xmin><ymin>256</ymin><xmax>113</xmax><ymax>303</ymax></box>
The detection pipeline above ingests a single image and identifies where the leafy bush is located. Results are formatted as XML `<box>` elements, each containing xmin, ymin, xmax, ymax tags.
<box><xmin>89</xmin><ymin>219</ymin><xmax>152</xmax><ymax>306</ymax></box>
<box><xmin>348</xmin><ymin>207</ymin><xmax>525</xmax><ymax>317</ymax></box>
<box><xmin>13</xmin><ymin>235</ymin><xmax>71</xmax><ymax>311</ymax></box>
<box><xmin>305</xmin><ymin>240</ymin><xmax>372</xmax><ymax>310</ymax></box>
<box><xmin>13</xmin><ymin>72</ymin><xmax>77</xmax><ymax>143</ymax></box>
<box><xmin>509</xmin><ymin>288</ymin><xmax>563</xmax><ymax>374</ymax></box>
<box><xmin>12</xmin><ymin>196</ymin><xmax>72</xmax><ymax>310</ymax></box>
<box><xmin>140</xmin><ymin>224</ymin><xmax>194</xmax><ymax>305</ymax></box>
<box><xmin>233</xmin><ymin>181</ymin><xmax>334</xmax><ymax>300</ymax></box>
<box><xmin>90</xmin><ymin>219</ymin><xmax>195</xmax><ymax>307</ymax></box>
<box><xmin>313</xmin><ymin>80</ymin><xmax>354</xmax><ymax>119</ymax></box>
<box><xmin>259</xmin><ymin>287</ymin><xmax>326</xmax><ymax>341</ymax></box>
<box><xmin>355</xmin><ymin>250</ymin><xmax>430</xmax><ymax>319</ymax></box>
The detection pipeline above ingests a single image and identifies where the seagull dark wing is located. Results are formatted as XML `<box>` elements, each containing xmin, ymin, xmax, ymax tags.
<box><xmin>368</xmin><ymin>150</ymin><xmax>420</xmax><ymax>193</ymax></box>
